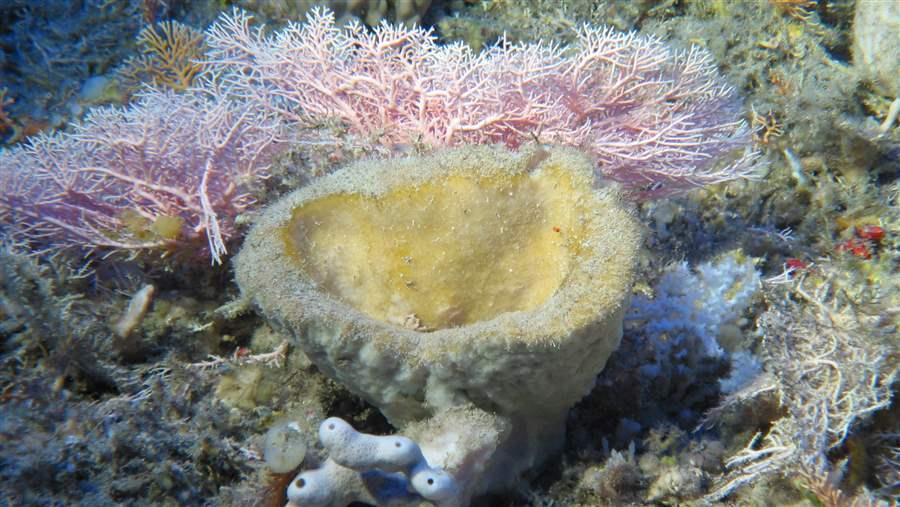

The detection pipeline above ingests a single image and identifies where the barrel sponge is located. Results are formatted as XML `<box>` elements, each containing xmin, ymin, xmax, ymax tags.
<box><xmin>235</xmin><ymin>145</ymin><xmax>641</xmax><ymax>438</ymax></box>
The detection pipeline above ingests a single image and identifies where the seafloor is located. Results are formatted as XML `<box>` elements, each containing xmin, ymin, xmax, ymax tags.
<box><xmin>0</xmin><ymin>1</ymin><xmax>897</xmax><ymax>506</ymax></box>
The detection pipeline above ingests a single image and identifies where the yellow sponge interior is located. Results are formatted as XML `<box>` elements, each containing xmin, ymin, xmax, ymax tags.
<box><xmin>281</xmin><ymin>162</ymin><xmax>591</xmax><ymax>330</ymax></box>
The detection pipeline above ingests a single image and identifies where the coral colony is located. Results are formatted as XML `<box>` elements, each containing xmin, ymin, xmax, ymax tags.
<box><xmin>2</xmin><ymin>3</ymin><xmax>896</xmax><ymax>506</ymax></box>
<box><xmin>0</xmin><ymin>8</ymin><xmax>754</xmax><ymax>264</ymax></box>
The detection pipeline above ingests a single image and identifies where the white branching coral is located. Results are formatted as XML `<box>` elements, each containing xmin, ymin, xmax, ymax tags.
<box><xmin>706</xmin><ymin>276</ymin><xmax>897</xmax><ymax>501</ymax></box>
<box><xmin>627</xmin><ymin>251</ymin><xmax>761</xmax><ymax>360</ymax></box>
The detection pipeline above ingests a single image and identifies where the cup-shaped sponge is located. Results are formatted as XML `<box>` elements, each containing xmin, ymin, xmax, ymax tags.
<box><xmin>236</xmin><ymin>145</ymin><xmax>641</xmax><ymax>473</ymax></box>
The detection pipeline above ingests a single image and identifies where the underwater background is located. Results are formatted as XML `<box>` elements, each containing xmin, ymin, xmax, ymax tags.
<box><xmin>0</xmin><ymin>0</ymin><xmax>897</xmax><ymax>505</ymax></box>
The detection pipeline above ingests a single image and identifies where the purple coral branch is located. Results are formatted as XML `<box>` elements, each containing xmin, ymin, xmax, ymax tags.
<box><xmin>0</xmin><ymin>7</ymin><xmax>755</xmax><ymax>262</ymax></box>
<box><xmin>1</xmin><ymin>88</ymin><xmax>285</xmax><ymax>263</ymax></box>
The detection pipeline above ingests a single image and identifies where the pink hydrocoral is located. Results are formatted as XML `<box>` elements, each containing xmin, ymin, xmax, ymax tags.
<box><xmin>0</xmin><ymin>8</ymin><xmax>755</xmax><ymax>263</ymax></box>
<box><xmin>206</xmin><ymin>8</ymin><xmax>756</xmax><ymax>198</ymax></box>
<box><xmin>0</xmin><ymin>89</ymin><xmax>283</xmax><ymax>264</ymax></box>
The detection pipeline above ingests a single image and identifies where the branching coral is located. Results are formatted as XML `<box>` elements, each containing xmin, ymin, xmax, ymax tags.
<box><xmin>627</xmin><ymin>252</ymin><xmax>761</xmax><ymax>360</ymax></box>
<box><xmin>118</xmin><ymin>20</ymin><xmax>207</xmax><ymax>92</ymax></box>
<box><xmin>206</xmin><ymin>7</ymin><xmax>756</xmax><ymax>198</ymax></box>
<box><xmin>706</xmin><ymin>275</ymin><xmax>897</xmax><ymax>501</ymax></box>
<box><xmin>0</xmin><ymin>6</ymin><xmax>755</xmax><ymax>261</ymax></box>
<box><xmin>0</xmin><ymin>89</ymin><xmax>284</xmax><ymax>263</ymax></box>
